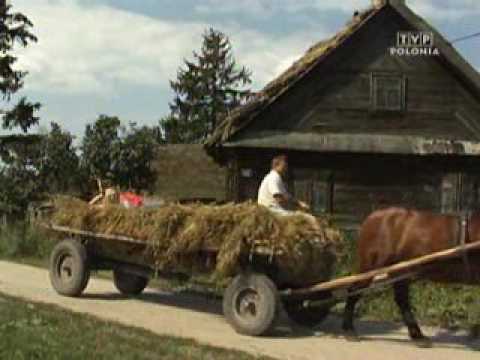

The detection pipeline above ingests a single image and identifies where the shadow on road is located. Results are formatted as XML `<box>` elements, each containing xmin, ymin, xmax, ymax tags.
<box><xmin>80</xmin><ymin>287</ymin><xmax>480</xmax><ymax>351</ymax></box>
<box><xmin>81</xmin><ymin>287</ymin><xmax>223</xmax><ymax>315</ymax></box>
<box><xmin>318</xmin><ymin>316</ymin><xmax>480</xmax><ymax>351</ymax></box>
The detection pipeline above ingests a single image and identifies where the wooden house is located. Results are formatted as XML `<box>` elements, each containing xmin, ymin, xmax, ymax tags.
<box><xmin>205</xmin><ymin>0</ymin><xmax>480</xmax><ymax>225</ymax></box>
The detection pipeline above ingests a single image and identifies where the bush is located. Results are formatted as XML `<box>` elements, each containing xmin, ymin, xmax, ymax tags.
<box><xmin>0</xmin><ymin>222</ymin><xmax>53</xmax><ymax>260</ymax></box>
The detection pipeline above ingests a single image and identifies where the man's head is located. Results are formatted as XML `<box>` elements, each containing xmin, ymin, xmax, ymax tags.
<box><xmin>271</xmin><ymin>154</ymin><xmax>288</xmax><ymax>175</ymax></box>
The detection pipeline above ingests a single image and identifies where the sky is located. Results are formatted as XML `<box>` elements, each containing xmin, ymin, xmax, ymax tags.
<box><xmin>9</xmin><ymin>0</ymin><xmax>480</xmax><ymax>138</ymax></box>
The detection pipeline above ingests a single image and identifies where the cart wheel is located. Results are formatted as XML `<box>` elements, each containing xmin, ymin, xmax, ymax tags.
<box><xmin>223</xmin><ymin>273</ymin><xmax>279</xmax><ymax>336</ymax></box>
<box><xmin>284</xmin><ymin>292</ymin><xmax>332</xmax><ymax>328</ymax></box>
<box><xmin>113</xmin><ymin>269</ymin><xmax>148</xmax><ymax>295</ymax></box>
<box><xmin>49</xmin><ymin>239</ymin><xmax>90</xmax><ymax>297</ymax></box>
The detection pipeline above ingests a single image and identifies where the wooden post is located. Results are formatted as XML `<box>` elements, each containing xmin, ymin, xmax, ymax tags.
<box><xmin>227</xmin><ymin>153</ymin><xmax>241</xmax><ymax>202</ymax></box>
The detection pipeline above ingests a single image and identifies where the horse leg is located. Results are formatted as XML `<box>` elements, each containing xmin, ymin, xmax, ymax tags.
<box><xmin>393</xmin><ymin>280</ymin><xmax>431</xmax><ymax>347</ymax></box>
<box><xmin>342</xmin><ymin>292</ymin><xmax>362</xmax><ymax>341</ymax></box>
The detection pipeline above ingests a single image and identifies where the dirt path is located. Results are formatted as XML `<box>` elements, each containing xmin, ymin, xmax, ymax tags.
<box><xmin>0</xmin><ymin>261</ymin><xmax>478</xmax><ymax>360</ymax></box>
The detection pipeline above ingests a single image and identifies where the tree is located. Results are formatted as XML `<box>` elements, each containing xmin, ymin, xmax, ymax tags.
<box><xmin>117</xmin><ymin>124</ymin><xmax>158</xmax><ymax>190</ymax></box>
<box><xmin>37</xmin><ymin>123</ymin><xmax>80</xmax><ymax>194</ymax></box>
<box><xmin>0</xmin><ymin>3</ymin><xmax>40</xmax><ymax>133</ymax></box>
<box><xmin>81</xmin><ymin>115</ymin><xmax>123</xmax><ymax>186</ymax></box>
<box><xmin>161</xmin><ymin>28</ymin><xmax>252</xmax><ymax>143</ymax></box>
<box><xmin>81</xmin><ymin>115</ymin><xmax>158</xmax><ymax>191</ymax></box>
<box><xmin>0</xmin><ymin>3</ymin><xmax>40</xmax><ymax>218</ymax></box>
<box><xmin>0</xmin><ymin>138</ymin><xmax>42</xmax><ymax>216</ymax></box>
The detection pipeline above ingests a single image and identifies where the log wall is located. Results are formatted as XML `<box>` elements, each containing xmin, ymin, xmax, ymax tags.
<box><xmin>227</xmin><ymin>150</ymin><xmax>480</xmax><ymax>226</ymax></box>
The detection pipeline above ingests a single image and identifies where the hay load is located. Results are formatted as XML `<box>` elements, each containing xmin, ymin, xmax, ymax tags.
<box><xmin>51</xmin><ymin>198</ymin><xmax>343</xmax><ymax>288</ymax></box>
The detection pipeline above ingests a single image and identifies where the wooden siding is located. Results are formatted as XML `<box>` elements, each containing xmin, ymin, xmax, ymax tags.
<box><xmin>332</xmin><ymin>169</ymin><xmax>442</xmax><ymax>221</ymax></box>
<box><xmin>227</xmin><ymin>150</ymin><xmax>480</xmax><ymax>226</ymax></box>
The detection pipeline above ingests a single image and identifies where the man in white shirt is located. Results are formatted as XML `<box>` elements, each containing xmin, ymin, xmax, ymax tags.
<box><xmin>258</xmin><ymin>154</ymin><xmax>310</xmax><ymax>215</ymax></box>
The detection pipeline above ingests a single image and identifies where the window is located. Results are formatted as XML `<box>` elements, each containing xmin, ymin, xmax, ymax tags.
<box><xmin>293</xmin><ymin>169</ymin><xmax>332</xmax><ymax>214</ymax></box>
<box><xmin>371</xmin><ymin>74</ymin><xmax>406</xmax><ymax>111</ymax></box>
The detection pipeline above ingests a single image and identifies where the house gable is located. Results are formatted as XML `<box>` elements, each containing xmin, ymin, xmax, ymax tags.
<box><xmin>207</xmin><ymin>1</ymin><xmax>480</xmax><ymax>156</ymax></box>
<box><xmin>229</xmin><ymin>6</ymin><xmax>480</xmax><ymax>145</ymax></box>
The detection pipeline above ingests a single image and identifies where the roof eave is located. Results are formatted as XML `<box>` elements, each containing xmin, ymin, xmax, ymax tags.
<box><xmin>224</xmin><ymin>132</ymin><xmax>480</xmax><ymax>156</ymax></box>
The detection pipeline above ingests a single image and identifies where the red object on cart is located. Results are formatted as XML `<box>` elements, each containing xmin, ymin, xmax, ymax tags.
<box><xmin>119</xmin><ymin>192</ymin><xmax>144</xmax><ymax>208</ymax></box>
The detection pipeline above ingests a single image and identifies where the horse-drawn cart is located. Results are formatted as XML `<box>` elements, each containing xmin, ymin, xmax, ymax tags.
<box><xmin>46</xmin><ymin>223</ymin><xmax>480</xmax><ymax>337</ymax></box>
<box><xmin>47</xmin><ymin>224</ymin><xmax>333</xmax><ymax>336</ymax></box>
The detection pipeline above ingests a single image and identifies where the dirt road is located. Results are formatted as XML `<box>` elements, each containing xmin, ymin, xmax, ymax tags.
<box><xmin>0</xmin><ymin>261</ymin><xmax>478</xmax><ymax>360</ymax></box>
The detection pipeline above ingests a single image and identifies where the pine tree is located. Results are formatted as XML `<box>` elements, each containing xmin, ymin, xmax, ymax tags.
<box><xmin>0</xmin><ymin>2</ymin><xmax>41</xmax><ymax>218</ymax></box>
<box><xmin>161</xmin><ymin>28</ymin><xmax>252</xmax><ymax>143</ymax></box>
<box><xmin>0</xmin><ymin>2</ymin><xmax>40</xmax><ymax>133</ymax></box>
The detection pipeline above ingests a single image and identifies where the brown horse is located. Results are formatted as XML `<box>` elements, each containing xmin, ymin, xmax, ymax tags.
<box><xmin>342</xmin><ymin>207</ymin><xmax>480</xmax><ymax>346</ymax></box>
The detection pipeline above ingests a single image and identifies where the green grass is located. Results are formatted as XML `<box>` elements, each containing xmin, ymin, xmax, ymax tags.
<box><xmin>0</xmin><ymin>293</ymin><xmax>272</xmax><ymax>360</ymax></box>
<box><xmin>334</xmin><ymin>282</ymin><xmax>480</xmax><ymax>329</ymax></box>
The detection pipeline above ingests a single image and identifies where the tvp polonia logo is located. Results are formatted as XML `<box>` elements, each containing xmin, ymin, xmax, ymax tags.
<box><xmin>390</xmin><ymin>31</ymin><xmax>440</xmax><ymax>57</ymax></box>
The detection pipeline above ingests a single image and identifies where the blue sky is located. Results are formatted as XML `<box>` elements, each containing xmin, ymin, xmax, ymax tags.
<box><xmin>11</xmin><ymin>0</ymin><xmax>480</xmax><ymax>137</ymax></box>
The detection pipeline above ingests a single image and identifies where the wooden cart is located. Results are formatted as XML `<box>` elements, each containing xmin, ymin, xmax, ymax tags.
<box><xmin>46</xmin><ymin>224</ymin><xmax>480</xmax><ymax>337</ymax></box>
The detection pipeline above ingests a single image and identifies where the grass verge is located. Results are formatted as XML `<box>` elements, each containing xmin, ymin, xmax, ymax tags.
<box><xmin>0</xmin><ymin>292</ymin><xmax>272</xmax><ymax>360</ymax></box>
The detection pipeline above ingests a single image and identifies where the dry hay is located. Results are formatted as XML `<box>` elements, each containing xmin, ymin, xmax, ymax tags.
<box><xmin>51</xmin><ymin>197</ymin><xmax>343</xmax><ymax>287</ymax></box>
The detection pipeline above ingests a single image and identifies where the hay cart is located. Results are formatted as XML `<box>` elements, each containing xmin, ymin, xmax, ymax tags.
<box><xmin>47</xmin><ymin>224</ymin><xmax>480</xmax><ymax>337</ymax></box>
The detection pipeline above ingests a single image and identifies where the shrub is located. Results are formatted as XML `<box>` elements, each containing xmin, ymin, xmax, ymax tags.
<box><xmin>0</xmin><ymin>222</ymin><xmax>53</xmax><ymax>260</ymax></box>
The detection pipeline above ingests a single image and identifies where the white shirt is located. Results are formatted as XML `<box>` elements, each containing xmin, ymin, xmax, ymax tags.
<box><xmin>257</xmin><ymin>170</ymin><xmax>290</xmax><ymax>209</ymax></box>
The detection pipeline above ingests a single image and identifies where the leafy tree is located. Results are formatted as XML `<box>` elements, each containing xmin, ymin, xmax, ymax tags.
<box><xmin>161</xmin><ymin>28</ymin><xmax>252</xmax><ymax>143</ymax></box>
<box><xmin>37</xmin><ymin>123</ymin><xmax>80</xmax><ymax>194</ymax></box>
<box><xmin>0</xmin><ymin>138</ymin><xmax>42</xmax><ymax>216</ymax></box>
<box><xmin>117</xmin><ymin>124</ymin><xmax>158</xmax><ymax>190</ymax></box>
<box><xmin>0</xmin><ymin>123</ymin><xmax>80</xmax><ymax>217</ymax></box>
<box><xmin>81</xmin><ymin>115</ymin><xmax>158</xmax><ymax>191</ymax></box>
<box><xmin>81</xmin><ymin>115</ymin><xmax>122</xmax><ymax>187</ymax></box>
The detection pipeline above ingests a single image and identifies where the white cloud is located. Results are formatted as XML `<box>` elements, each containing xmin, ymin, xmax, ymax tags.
<box><xmin>230</xmin><ymin>28</ymin><xmax>325</xmax><ymax>88</ymax></box>
<box><xmin>409</xmin><ymin>0</ymin><xmax>480</xmax><ymax>21</ymax></box>
<box><xmin>14</xmin><ymin>0</ymin><xmax>326</xmax><ymax>95</ymax></box>
<box><xmin>195</xmin><ymin>0</ymin><xmax>480</xmax><ymax>22</ymax></box>
<box><xmin>293</xmin><ymin>0</ymin><xmax>371</xmax><ymax>13</ymax></box>
<box><xmin>15</xmin><ymin>1</ymin><xmax>205</xmax><ymax>94</ymax></box>
<box><xmin>195</xmin><ymin>0</ymin><xmax>370</xmax><ymax>16</ymax></box>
